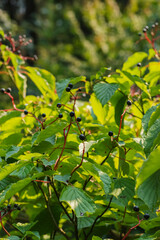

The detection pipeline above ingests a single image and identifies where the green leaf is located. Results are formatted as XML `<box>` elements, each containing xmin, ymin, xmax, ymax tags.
<box><xmin>34</xmin><ymin>123</ymin><xmax>66</xmax><ymax>144</ymax></box>
<box><xmin>93</xmin><ymin>83</ymin><xmax>119</xmax><ymax>106</ymax></box>
<box><xmin>118</xmin><ymin>71</ymin><xmax>149</xmax><ymax>97</ymax></box>
<box><xmin>92</xmin><ymin>236</ymin><xmax>102</xmax><ymax>240</ymax></box>
<box><xmin>119</xmin><ymin>147</ymin><xmax>129</xmax><ymax>176</ymax></box>
<box><xmin>54</xmin><ymin>174</ymin><xmax>70</xmax><ymax>184</ymax></box>
<box><xmin>142</xmin><ymin>105</ymin><xmax>158</xmax><ymax>133</ymax></box>
<box><xmin>0</xmin><ymin>172</ymin><xmax>53</xmax><ymax>204</ymax></box>
<box><xmin>148</xmin><ymin>104</ymin><xmax>160</xmax><ymax>129</ymax></box>
<box><xmin>60</xmin><ymin>186</ymin><xmax>96</xmax><ymax>217</ymax></box>
<box><xmin>25</xmin><ymin>67</ymin><xmax>56</xmax><ymax>100</ymax></box>
<box><xmin>90</xmin><ymin>93</ymin><xmax>108</xmax><ymax>124</ymax></box>
<box><xmin>114</xmin><ymin>95</ymin><xmax>127</xmax><ymax>126</ymax></box>
<box><xmin>122</xmin><ymin>52</ymin><xmax>148</xmax><ymax>70</ymax></box>
<box><xmin>78</xmin><ymin>216</ymin><xmax>95</xmax><ymax>229</ymax></box>
<box><xmin>5</xmin><ymin>146</ymin><xmax>20</xmax><ymax>160</ymax></box>
<box><xmin>136</xmin><ymin>146</ymin><xmax>160</xmax><ymax>188</ymax></box>
<box><xmin>0</xmin><ymin>160</ymin><xmax>30</xmax><ymax>181</ymax></box>
<box><xmin>137</xmin><ymin>170</ymin><xmax>160</xmax><ymax>208</ymax></box>
<box><xmin>143</xmin><ymin>118</ymin><xmax>160</xmax><ymax>156</ymax></box>
<box><xmin>111</xmin><ymin>178</ymin><xmax>135</xmax><ymax>205</ymax></box>
<box><xmin>8</xmin><ymin>236</ymin><xmax>20</xmax><ymax>240</ymax></box>
<box><xmin>13</xmin><ymin>222</ymin><xmax>38</xmax><ymax>234</ymax></box>
<box><xmin>94</xmin><ymin>167</ymin><xmax>111</xmax><ymax>196</ymax></box>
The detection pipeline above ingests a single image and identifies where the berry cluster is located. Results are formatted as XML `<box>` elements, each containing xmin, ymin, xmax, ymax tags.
<box><xmin>133</xmin><ymin>205</ymin><xmax>150</xmax><ymax>219</ymax></box>
<box><xmin>0</xmin><ymin>32</ymin><xmax>37</xmax><ymax>62</ymax></box>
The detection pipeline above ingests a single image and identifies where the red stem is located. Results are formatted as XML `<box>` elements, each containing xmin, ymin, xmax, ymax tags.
<box><xmin>0</xmin><ymin>220</ymin><xmax>11</xmax><ymax>236</ymax></box>
<box><xmin>54</xmin><ymin>120</ymin><xmax>72</xmax><ymax>170</ymax></box>
<box><xmin>71</xmin><ymin>142</ymin><xmax>85</xmax><ymax>176</ymax></box>
<box><xmin>122</xmin><ymin>217</ymin><xmax>143</xmax><ymax>240</ymax></box>
<box><xmin>117</xmin><ymin>107</ymin><xmax>128</xmax><ymax>139</ymax></box>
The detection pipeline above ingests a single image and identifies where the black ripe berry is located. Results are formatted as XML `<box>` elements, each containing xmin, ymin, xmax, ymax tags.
<box><xmin>138</xmin><ymin>33</ymin><xmax>142</xmax><ymax>37</ymax></box>
<box><xmin>17</xmin><ymin>206</ymin><xmax>21</xmax><ymax>210</ymax></box>
<box><xmin>70</xmin><ymin>111</ymin><xmax>75</xmax><ymax>117</ymax></box>
<box><xmin>76</xmin><ymin>117</ymin><xmax>81</xmax><ymax>122</ymax></box>
<box><xmin>68</xmin><ymin>83</ymin><xmax>73</xmax><ymax>89</ymax></box>
<box><xmin>133</xmin><ymin>206</ymin><xmax>139</xmax><ymax>212</ymax></box>
<box><xmin>145</xmin><ymin>25</ymin><xmax>149</xmax><ymax>30</ymax></box>
<box><xmin>0</xmin><ymin>88</ymin><xmax>5</xmax><ymax>93</ymax></box>
<box><xmin>143</xmin><ymin>28</ymin><xmax>147</xmax><ymax>33</ymax></box>
<box><xmin>137</xmin><ymin>62</ymin><xmax>141</xmax><ymax>67</ymax></box>
<box><xmin>57</xmin><ymin>103</ymin><xmax>62</xmax><ymax>108</ymax></box>
<box><xmin>127</xmin><ymin>100</ymin><xmax>132</xmax><ymax>106</ymax></box>
<box><xmin>77</xmin><ymin>88</ymin><xmax>82</xmax><ymax>92</ymax></box>
<box><xmin>58</xmin><ymin>113</ymin><xmax>63</xmax><ymax>118</ymax></box>
<box><xmin>66</xmin><ymin>87</ymin><xmax>71</xmax><ymax>92</ymax></box>
<box><xmin>24</xmin><ymin>110</ymin><xmax>28</xmax><ymax>115</ymax></box>
<box><xmin>14</xmin><ymin>204</ymin><xmax>18</xmax><ymax>208</ymax></box>
<box><xmin>108</xmin><ymin>131</ymin><xmax>113</xmax><ymax>137</ymax></box>
<box><xmin>7</xmin><ymin>204</ymin><xmax>11</xmax><ymax>209</ymax></box>
<box><xmin>6</xmin><ymin>88</ymin><xmax>11</xmax><ymax>93</ymax></box>
<box><xmin>144</xmin><ymin>213</ymin><xmax>150</xmax><ymax>220</ymax></box>
<box><xmin>42</xmin><ymin>113</ymin><xmax>46</xmax><ymax>117</ymax></box>
<box><xmin>79</xmin><ymin>134</ymin><xmax>85</xmax><ymax>141</ymax></box>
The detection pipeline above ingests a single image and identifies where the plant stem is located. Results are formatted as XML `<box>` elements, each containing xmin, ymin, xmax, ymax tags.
<box><xmin>85</xmin><ymin>196</ymin><xmax>113</xmax><ymax>239</ymax></box>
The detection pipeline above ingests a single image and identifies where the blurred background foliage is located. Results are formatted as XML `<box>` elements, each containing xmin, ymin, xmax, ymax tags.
<box><xmin>0</xmin><ymin>0</ymin><xmax>159</xmax><ymax>80</ymax></box>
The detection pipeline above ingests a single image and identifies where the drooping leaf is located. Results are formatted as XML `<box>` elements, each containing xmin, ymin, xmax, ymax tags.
<box><xmin>93</xmin><ymin>83</ymin><xmax>119</xmax><ymax>106</ymax></box>
<box><xmin>137</xmin><ymin>170</ymin><xmax>160</xmax><ymax>208</ymax></box>
<box><xmin>25</xmin><ymin>67</ymin><xmax>56</xmax><ymax>100</ymax></box>
<box><xmin>143</xmin><ymin>118</ymin><xmax>160</xmax><ymax>156</ymax></box>
<box><xmin>90</xmin><ymin>93</ymin><xmax>108</xmax><ymax>124</ymax></box>
<box><xmin>122</xmin><ymin>52</ymin><xmax>148</xmax><ymax>70</ymax></box>
<box><xmin>136</xmin><ymin>146</ymin><xmax>160</xmax><ymax>188</ymax></box>
<box><xmin>111</xmin><ymin>178</ymin><xmax>135</xmax><ymax>205</ymax></box>
<box><xmin>0</xmin><ymin>160</ymin><xmax>30</xmax><ymax>181</ymax></box>
<box><xmin>60</xmin><ymin>186</ymin><xmax>96</xmax><ymax>217</ymax></box>
<box><xmin>142</xmin><ymin>105</ymin><xmax>159</xmax><ymax>133</ymax></box>
<box><xmin>78</xmin><ymin>216</ymin><xmax>95</xmax><ymax>229</ymax></box>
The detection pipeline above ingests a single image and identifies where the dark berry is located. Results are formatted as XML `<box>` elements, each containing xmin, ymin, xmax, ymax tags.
<box><xmin>145</xmin><ymin>26</ymin><xmax>149</xmax><ymax>30</ymax></box>
<box><xmin>76</xmin><ymin>117</ymin><xmax>81</xmax><ymax>122</ymax></box>
<box><xmin>143</xmin><ymin>28</ymin><xmax>147</xmax><ymax>33</ymax></box>
<box><xmin>152</xmin><ymin>24</ymin><xmax>155</xmax><ymax>28</ymax></box>
<box><xmin>0</xmin><ymin>88</ymin><xmax>5</xmax><ymax>93</ymax></box>
<box><xmin>144</xmin><ymin>213</ymin><xmax>150</xmax><ymax>220</ymax></box>
<box><xmin>127</xmin><ymin>100</ymin><xmax>132</xmax><ymax>106</ymax></box>
<box><xmin>108</xmin><ymin>131</ymin><xmax>113</xmax><ymax>137</ymax></box>
<box><xmin>79</xmin><ymin>134</ymin><xmax>85</xmax><ymax>141</ymax></box>
<box><xmin>58</xmin><ymin>113</ymin><xmax>63</xmax><ymax>118</ymax></box>
<box><xmin>138</xmin><ymin>33</ymin><xmax>142</xmax><ymax>37</ymax></box>
<box><xmin>77</xmin><ymin>88</ymin><xmax>82</xmax><ymax>92</ymax></box>
<box><xmin>17</xmin><ymin>206</ymin><xmax>21</xmax><ymax>210</ymax></box>
<box><xmin>24</xmin><ymin>110</ymin><xmax>28</xmax><ymax>115</ymax></box>
<box><xmin>68</xmin><ymin>83</ymin><xmax>73</xmax><ymax>89</ymax></box>
<box><xmin>6</xmin><ymin>88</ymin><xmax>11</xmax><ymax>93</ymax></box>
<box><xmin>137</xmin><ymin>62</ymin><xmax>141</xmax><ymax>67</ymax></box>
<box><xmin>113</xmin><ymin>177</ymin><xmax>117</xmax><ymax>180</ymax></box>
<box><xmin>7</xmin><ymin>204</ymin><xmax>11</xmax><ymax>209</ymax></box>
<box><xmin>42</xmin><ymin>113</ymin><xmax>46</xmax><ymax>118</ymax></box>
<box><xmin>57</xmin><ymin>103</ymin><xmax>62</xmax><ymax>108</ymax></box>
<box><xmin>66</xmin><ymin>87</ymin><xmax>71</xmax><ymax>92</ymax></box>
<box><xmin>133</xmin><ymin>206</ymin><xmax>139</xmax><ymax>212</ymax></box>
<box><xmin>70</xmin><ymin>111</ymin><xmax>75</xmax><ymax>117</ymax></box>
<box><xmin>17</xmin><ymin>50</ymin><xmax>21</xmax><ymax>54</ymax></box>
<box><xmin>14</xmin><ymin>204</ymin><xmax>18</xmax><ymax>208</ymax></box>
<box><xmin>155</xmin><ymin>22</ymin><xmax>159</xmax><ymax>26</ymax></box>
